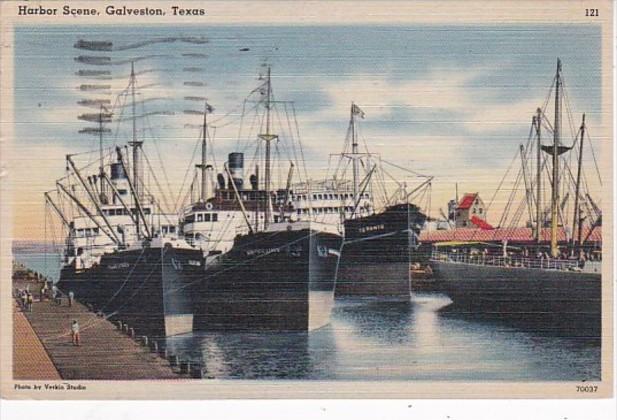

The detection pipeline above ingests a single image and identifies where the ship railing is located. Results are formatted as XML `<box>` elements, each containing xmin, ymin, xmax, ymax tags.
<box><xmin>431</xmin><ymin>250</ymin><xmax>581</xmax><ymax>271</ymax></box>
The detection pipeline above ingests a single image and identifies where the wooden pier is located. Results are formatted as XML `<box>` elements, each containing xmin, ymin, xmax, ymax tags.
<box><xmin>13</xmin><ymin>270</ymin><xmax>180</xmax><ymax>380</ymax></box>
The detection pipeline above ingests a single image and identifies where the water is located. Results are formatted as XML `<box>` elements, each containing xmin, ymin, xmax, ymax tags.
<box><xmin>164</xmin><ymin>294</ymin><xmax>600</xmax><ymax>381</ymax></box>
<box><xmin>14</xmin><ymin>252</ymin><xmax>61</xmax><ymax>282</ymax></box>
<box><xmin>15</xmin><ymin>251</ymin><xmax>600</xmax><ymax>381</ymax></box>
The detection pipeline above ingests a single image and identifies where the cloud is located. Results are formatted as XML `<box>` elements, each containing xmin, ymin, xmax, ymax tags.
<box><xmin>308</xmin><ymin>67</ymin><xmax>487</xmax><ymax>123</ymax></box>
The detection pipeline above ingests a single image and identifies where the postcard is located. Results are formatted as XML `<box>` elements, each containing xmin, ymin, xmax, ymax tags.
<box><xmin>0</xmin><ymin>0</ymin><xmax>614</xmax><ymax>404</ymax></box>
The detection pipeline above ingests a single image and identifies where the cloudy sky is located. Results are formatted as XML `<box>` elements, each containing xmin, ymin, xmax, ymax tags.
<box><xmin>11</xmin><ymin>23</ymin><xmax>603</xmax><ymax>240</ymax></box>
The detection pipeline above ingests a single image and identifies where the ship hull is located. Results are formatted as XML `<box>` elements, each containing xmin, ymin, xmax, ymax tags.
<box><xmin>57</xmin><ymin>245</ymin><xmax>204</xmax><ymax>337</ymax></box>
<box><xmin>193</xmin><ymin>226</ymin><xmax>342</xmax><ymax>332</ymax></box>
<box><xmin>336</xmin><ymin>203</ymin><xmax>427</xmax><ymax>298</ymax></box>
<box><xmin>431</xmin><ymin>260</ymin><xmax>601</xmax><ymax>335</ymax></box>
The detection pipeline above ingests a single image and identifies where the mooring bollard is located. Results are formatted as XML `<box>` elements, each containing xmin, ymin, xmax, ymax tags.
<box><xmin>141</xmin><ymin>336</ymin><xmax>149</xmax><ymax>346</ymax></box>
<box><xmin>116</xmin><ymin>320</ymin><xmax>123</xmax><ymax>330</ymax></box>
<box><xmin>179</xmin><ymin>360</ymin><xmax>190</xmax><ymax>374</ymax></box>
<box><xmin>122</xmin><ymin>323</ymin><xmax>129</xmax><ymax>333</ymax></box>
<box><xmin>129</xmin><ymin>327</ymin><xmax>135</xmax><ymax>338</ymax></box>
<box><xmin>150</xmin><ymin>341</ymin><xmax>158</xmax><ymax>353</ymax></box>
<box><xmin>168</xmin><ymin>354</ymin><xmax>178</xmax><ymax>367</ymax></box>
<box><xmin>189</xmin><ymin>364</ymin><xmax>203</xmax><ymax>379</ymax></box>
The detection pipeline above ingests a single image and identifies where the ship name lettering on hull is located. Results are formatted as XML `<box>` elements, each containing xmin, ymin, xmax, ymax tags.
<box><xmin>358</xmin><ymin>224</ymin><xmax>385</xmax><ymax>234</ymax></box>
<box><xmin>246</xmin><ymin>248</ymin><xmax>280</xmax><ymax>256</ymax></box>
<box><xmin>107</xmin><ymin>262</ymin><xmax>130</xmax><ymax>270</ymax></box>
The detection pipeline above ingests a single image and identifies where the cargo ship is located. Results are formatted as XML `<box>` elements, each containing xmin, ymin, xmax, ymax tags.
<box><xmin>429</xmin><ymin>59</ymin><xmax>602</xmax><ymax>334</ymax></box>
<box><xmin>181</xmin><ymin>68</ymin><xmax>342</xmax><ymax>331</ymax></box>
<box><xmin>329</xmin><ymin>104</ymin><xmax>430</xmax><ymax>298</ymax></box>
<box><xmin>50</xmin><ymin>64</ymin><xmax>203</xmax><ymax>337</ymax></box>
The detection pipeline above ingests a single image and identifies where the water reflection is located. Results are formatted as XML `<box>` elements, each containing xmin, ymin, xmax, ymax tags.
<box><xmin>166</xmin><ymin>328</ymin><xmax>336</xmax><ymax>379</ymax></box>
<box><xmin>164</xmin><ymin>293</ymin><xmax>600</xmax><ymax>381</ymax></box>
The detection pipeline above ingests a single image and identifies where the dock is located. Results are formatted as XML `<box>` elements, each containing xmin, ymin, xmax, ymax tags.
<box><xmin>12</xmin><ymin>268</ymin><xmax>180</xmax><ymax>380</ymax></box>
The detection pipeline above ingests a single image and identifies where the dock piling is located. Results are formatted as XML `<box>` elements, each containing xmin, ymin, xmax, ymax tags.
<box><xmin>168</xmin><ymin>354</ymin><xmax>178</xmax><ymax>367</ymax></box>
<box><xmin>179</xmin><ymin>360</ymin><xmax>190</xmax><ymax>374</ymax></box>
<box><xmin>189</xmin><ymin>364</ymin><xmax>203</xmax><ymax>379</ymax></box>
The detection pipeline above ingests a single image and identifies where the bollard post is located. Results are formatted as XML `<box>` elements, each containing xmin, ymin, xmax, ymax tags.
<box><xmin>179</xmin><ymin>360</ymin><xmax>190</xmax><ymax>374</ymax></box>
<box><xmin>190</xmin><ymin>364</ymin><xmax>203</xmax><ymax>379</ymax></box>
<box><xmin>168</xmin><ymin>354</ymin><xmax>178</xmax><ymax>367</ymax></box>
<box><xmin>150</xmin><ymin>341</ymin><xmax>158</xmax><ymax>353</ymax></box>
<box><xmin>141</xmin><ymin>336</ymin><xmax>149</xmax><ymax>346</ymax></box>
<box><xmin>129</xmin><ymin>327</ymin><xmax>135</xmax><ymax>338</ymax></box>
<box><xmin>116</xmin><ymin>320</ymin><xmax>123</xmax><ymax>330</ymax></box>
<box><xmin>122</xmin><ymin>323</ymin><xmax>129</xmax><ymax>334</ymax></box>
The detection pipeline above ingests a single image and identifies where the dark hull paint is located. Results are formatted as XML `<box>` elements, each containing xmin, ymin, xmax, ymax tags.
<box><xmin>431</xmin><ymin>260</ymin><xmax>601</xmax><ymax>336</ymax></box>
<box><xmin>193</xmin><ymin>228</ymin><xmax>342</xmax><ymax>332</ymax></box>
<box><xmin>57</xmin><ymin>245</ymin><xmax>204</xmax><ymax>337</ymax></box>
<box><xmin>336</xmin><ymin>203</ymin><xmax>427</xmax><ymax>297</ymax></box>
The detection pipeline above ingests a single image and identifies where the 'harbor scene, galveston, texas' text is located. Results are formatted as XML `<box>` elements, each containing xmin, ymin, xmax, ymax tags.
<box><xmin>1</xmin><ymin>0</ymin><xmax>613</xmax><ymax>399</ymax></box>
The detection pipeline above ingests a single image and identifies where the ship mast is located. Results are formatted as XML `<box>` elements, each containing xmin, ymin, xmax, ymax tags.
<box><xmin>572</xmin><ymin>113</ymin><xmax>585</xmax><ymax>247</ymax></box>
<box><xmin>259</xmin><ymin>67</ymin><xmax>277</xmax><ymax>229</ymax></box>
<box><xmin>346</xmin><ymin>102</ymin><xmax>367</xmax><ymax>216</ymax></box>
<box><xmin>98</xmin><ymin>104</ymin><xmax>107</xmax><ymax>204</ymax></box>
<box><xmin>550</xmin><ymin>58</ymin><xmax>562</xmax><ymax>258</ymax></box>
<box><xmin>351</xmin><ymin>102</ymin><xmax>359</xmax><ymax>204</ymax></box>
<box><xmin>196</xmin><ymin>101</ymin><xmax>212</xmax><ymax>202</ymax></box>
<box><xmin>535</xmin><ymin>107</ymin><xmax>542</xmax><ymax>242</ymax></box>
<box><xmin>127</xmin><ymin>62</ymin><xmax>143</xmax><ymax>239</ymax></box>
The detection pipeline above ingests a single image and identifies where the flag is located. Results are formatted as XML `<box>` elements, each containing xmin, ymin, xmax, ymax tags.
<box><xmin>351</xmin><ymin>103</ymin><xmax>365</xmax><ymax>119</ymax></box>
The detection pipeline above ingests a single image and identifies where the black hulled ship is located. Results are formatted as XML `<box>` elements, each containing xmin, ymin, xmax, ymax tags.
<box><xmin>332</xmin><ymin>104</ymin><xmax>430</xmax><ymax>298</ymax></box>
<box><xmin>182</xmin><ymin>68</ymin><xmax>343</xmax><ymax>331</ymax></box>
<box><xmin>192</xmin><ymin>220</ymin><xmax>342</xmax><ymax>331</ymax></box>
<box><xmin>337</xmin><ymin>202</ymin><xmax>427</xmax><ymax>297</ymax></box>
<box><xmin>51</xmin><ymin>64</ymin><xmax>203</xmax><ymax>337</ymax></box>
<box><xmin>429</xmin><ymin>59</ymin><xmax>602</xmax><ymax>335</ymax></box>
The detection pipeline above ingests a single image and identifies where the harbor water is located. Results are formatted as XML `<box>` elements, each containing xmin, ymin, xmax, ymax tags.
<box><xmin>163</xmin><ymin>295</ymin><xmax>600</xmax><ymax>381</ymax></box>
<box><xmin>17</xmin><ymin>252</ymin><xmax>600</xmax><ymax>381</ymax></box>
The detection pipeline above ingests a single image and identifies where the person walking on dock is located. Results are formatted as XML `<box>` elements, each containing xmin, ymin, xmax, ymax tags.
<box><xmin>71</xmin><ymin>320</ymin><xmax>80</xmax><ymax>346</ymax></box>
<box><xmin>20</xmin><ymin>291</ymin><xmax>27</xmax><ymax>310</ymax></box>
<box><xmin>26</xmin><ymin>292</ymin><xmax>33</xmax><ymax>312</ymax></box>
<box><xmin>68</xmin><ymin>291</ymin><xmax>74</xmax><ymax>307</ymax></box>
<box><xmin>52</xmin><ymin>285</ymin><xmax>61</xmax><ymax>305</ymax></box>
<box><xmin>40</xmin><ymin>283</ymin><xmax>47</xmax><ymax>302</ymax></box>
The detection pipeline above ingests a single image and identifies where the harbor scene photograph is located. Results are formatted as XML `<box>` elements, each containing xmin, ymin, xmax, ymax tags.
<box><xmin>0</xmin><ymin>0</ymin><xmax>613</xmax><ymax>402</ymax></box>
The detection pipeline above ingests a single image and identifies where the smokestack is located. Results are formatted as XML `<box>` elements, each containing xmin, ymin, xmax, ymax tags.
<box><xmin>217</xmin><ymin>173</ymin><xmax>226</xmax><ymax>190</ymax></box>
<box><xmin>110</xmin><ymin>162</ymin><xmax>126</xmax><ymax>180</ymax></box>
<box><xmin>228</xmin><ymin>152</ymin><xmax>244</xmax><ymax>190</ymax></box>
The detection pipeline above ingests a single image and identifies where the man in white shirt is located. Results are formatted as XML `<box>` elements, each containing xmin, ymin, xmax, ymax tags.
<box><xmin>71</xmin><ymin>320</ymin><xmax>80</xmax><ymax>346</ymax></box>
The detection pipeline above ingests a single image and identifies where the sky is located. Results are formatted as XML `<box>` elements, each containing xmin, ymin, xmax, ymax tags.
<box><xmin>11</xmin><ymin>23</ymin><xmax>604</xmax><ymax>241</ymax></box>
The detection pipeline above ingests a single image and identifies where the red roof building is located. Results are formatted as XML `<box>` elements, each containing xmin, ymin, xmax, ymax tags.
<box><xmin>457</xmin><ymin>193</ymin><xmax>477</xmax><ymax>210</ymax></box>
<box><xmin>454</xmin><ymin>192</ymin><xmax>486</xmax><ymax>228</ymax></box>
<box><xmin>420</xmin><ymin>226</ymin><xmax>602</xmax><ymax>246</ymax></box>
